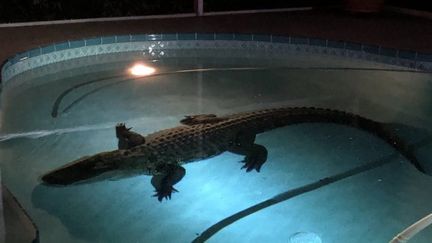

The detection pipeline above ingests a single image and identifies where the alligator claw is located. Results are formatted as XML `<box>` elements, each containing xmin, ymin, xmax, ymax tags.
<box><xmin>239</xmin><ymin>146</ymin><xmax>267</xmax><ymax>173</ymax></box>
<box><xmin>116</xmin><ymin>123</ymin><xmax>132</xmax><ymax>130</ymax></box>
<box><xmin>230</xmin><ymin>139</ymin><xmax>268</xmax><ymax>173</ymax></box>
<box><xmin>153</xmin><ymin>186</ymin><xmax>178</xmax><ymax>202</ymax></box>
<box><xmin>241</xmin><ymin>162</ymin><xmax>257</xmax><ymax>172</ymax></box>
<box><xmin>240</xmin><ymin>159</ymin><xmax>256</xmax><ymax>172</ymax></box>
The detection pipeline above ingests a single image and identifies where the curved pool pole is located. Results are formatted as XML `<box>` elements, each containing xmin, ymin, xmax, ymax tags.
<box><xmin>51</xmin><ymin>66</ymin><xmax>432</xmax><ymax>118</ymax></box>
<box><xmin>390</xmin><ymin>214</ymin><xmax>432</xmax><ymax>243</ymax></box>
<box><xmin>192</xmin><ymin>136</ymin><xmax>432</xmax><ymax>243</ymax></box>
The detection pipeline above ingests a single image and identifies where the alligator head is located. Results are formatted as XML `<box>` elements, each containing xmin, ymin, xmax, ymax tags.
<box><xmin>41</xmin><ymin>150</ymin><xmax>124</xmax><ymax>185</ymax></box>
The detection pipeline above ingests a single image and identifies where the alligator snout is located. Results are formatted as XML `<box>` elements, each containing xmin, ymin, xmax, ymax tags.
<box><xmin>41</xmin><ymin>154</ymin><xmax>117</xmax><ymax>185</ymax></box>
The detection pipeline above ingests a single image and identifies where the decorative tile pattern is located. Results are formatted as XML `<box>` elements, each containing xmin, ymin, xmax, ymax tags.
<box><xmin>2</xmin><ymin>33</ymin><xmax>432</xmax><ymax>85</ymax></box>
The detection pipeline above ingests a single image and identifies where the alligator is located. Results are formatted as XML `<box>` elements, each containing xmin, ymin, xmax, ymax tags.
<box><xmin>41</xmin><ymin>107</ymin><xmax>428</xmax><ymax>201</ymax></box>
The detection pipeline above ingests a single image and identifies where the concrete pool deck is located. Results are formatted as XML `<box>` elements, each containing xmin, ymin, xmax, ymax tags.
<box><xmin>0</xmin><ymin>9</ymin><xmax>431</xmax><ymax>78</ymax></box>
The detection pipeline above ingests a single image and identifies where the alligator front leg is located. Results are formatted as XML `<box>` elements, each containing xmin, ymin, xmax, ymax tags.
<box><xmin>228</xmin><ymin>132</ymin><xmax>268</xmax><ymax>172</ymax></box>
<box><xmin>116</xmin><ymin>123</ymin><xmax>146</xmax><ymax>149</ymax></box>
<box><xmin>151</xmin><ymin>164</ymin><xmax>186</xmax><ymax>202</ymax></box>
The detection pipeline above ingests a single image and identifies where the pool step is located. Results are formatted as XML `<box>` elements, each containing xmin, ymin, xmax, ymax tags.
<box><xmin>1</xmin><ymin>184</ymin><xmax>39</xmax><ymax>243</ymax></box>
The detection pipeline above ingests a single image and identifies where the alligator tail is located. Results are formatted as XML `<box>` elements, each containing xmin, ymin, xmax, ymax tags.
<box><xmin>262</xmin><ymin>107</ymin><xmax>426</xmax><ymax>174</ymax></box>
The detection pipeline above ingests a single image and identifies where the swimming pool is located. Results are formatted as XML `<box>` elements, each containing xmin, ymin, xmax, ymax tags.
<box><xmin>1</xmin><ymin>33</ymin><xmax>432</xmax><ymax>243</ymax></box>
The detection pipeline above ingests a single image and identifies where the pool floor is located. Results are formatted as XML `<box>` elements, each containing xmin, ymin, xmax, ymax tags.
<box><xmin>1</xmin><ymin>52</ymin><xmax>432</xmax><ymax>242</ymax></box>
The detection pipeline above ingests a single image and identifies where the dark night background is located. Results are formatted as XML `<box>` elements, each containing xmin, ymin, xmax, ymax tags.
<box><xmin>0</xmin><ymin>0</ymin><xmax>430</xmax><ymax>23</ymax></box>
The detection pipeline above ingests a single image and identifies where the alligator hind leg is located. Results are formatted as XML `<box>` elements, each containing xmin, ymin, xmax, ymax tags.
<box><xmin>151</xmin><ymin>164</ymin><xmax>186</xmax><ymax>202</ymax></box>
<box><xmin>116</xmin><ymin>123</ymin><xmax>146</xmax><ymax>149</ymax></box>
<box><xmin>228</xmin><ymin>132</ymin><xmax>268</xmax><ymax>172</ymax></box>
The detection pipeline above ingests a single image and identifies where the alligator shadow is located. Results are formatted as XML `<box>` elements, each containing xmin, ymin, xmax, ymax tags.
<box><xmin>31</xmin><ymin>183</ymin><xmax>112</xmax><ymax>242</ymax></box>
<box><xmin>192</xmin><ymin>123</ymin><xmax>432</xmax><ymax>242</ymax></box>
<box><xmin>31</xmin><ymin>177</ymin><xmax>157</xmax><ymax>243</ymax></box>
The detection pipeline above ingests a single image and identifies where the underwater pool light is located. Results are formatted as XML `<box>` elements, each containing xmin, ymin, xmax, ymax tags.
<box><xmin>289</xmin><ymin>232</ymin><xmax>322</xmax><ymax>243</ymax></box>
<box><xmin>129</xmin><ymin>63</ymin><xmax>156</xmax><ymax>76</ymax></box>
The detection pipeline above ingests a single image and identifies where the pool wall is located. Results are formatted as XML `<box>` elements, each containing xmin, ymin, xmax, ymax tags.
<box><xmin>2</xmin><ymin>33</ymin><xmax>432</xmax><ymax>87</ymax></box>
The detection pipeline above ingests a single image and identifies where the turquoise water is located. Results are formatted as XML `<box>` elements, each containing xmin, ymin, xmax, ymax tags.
<box><xmin>1</xmin><ymin>50</ymin><xmax>432</xmax><ymax>242</ymax></box>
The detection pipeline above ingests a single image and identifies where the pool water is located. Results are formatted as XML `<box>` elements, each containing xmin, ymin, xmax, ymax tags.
<box><xmin>1</xmin><ymin>49</ymin><xmax>432</xmax><ymax>243</ymax></box>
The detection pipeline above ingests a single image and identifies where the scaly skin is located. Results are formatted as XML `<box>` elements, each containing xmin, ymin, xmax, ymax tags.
<box><xmin>41</xmin><ymin>107</ymin><xmax>426</xmax><ymax>201</ymax></box>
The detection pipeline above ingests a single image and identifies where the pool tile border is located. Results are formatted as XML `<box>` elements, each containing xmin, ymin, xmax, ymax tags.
<box><xmin>1</xmin><ymin>33</ymin><xmax>431</xmax><ymax>84</ymax></box>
